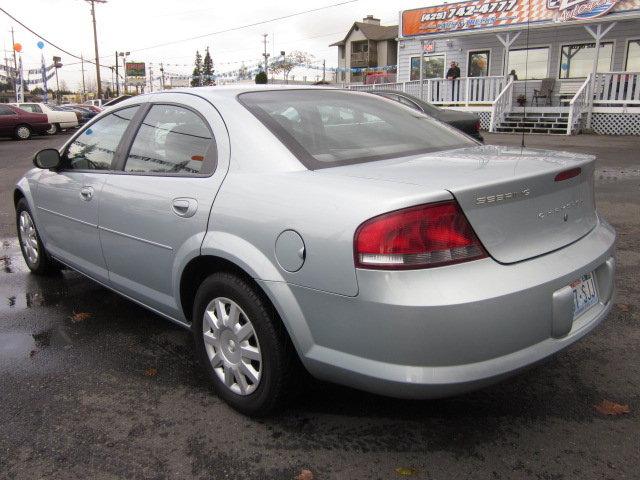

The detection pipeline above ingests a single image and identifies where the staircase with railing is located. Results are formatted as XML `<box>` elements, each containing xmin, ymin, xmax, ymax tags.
<box><xmin>489</xmin><ymin>79</ymin><xmax>514</xmax><ymax>133</ymax></box>
<box><xmin>566</xmin><ymin>75</ymin><xmax>592</xmax><ymax>135</ymax></box>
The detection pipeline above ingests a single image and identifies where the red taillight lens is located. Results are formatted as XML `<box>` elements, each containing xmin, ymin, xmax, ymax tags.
<box><xmin>354</xmin><ymin>201</ymin><xmax>487</xmax><ymax>270</ymax></box>
<box><xmin>554</xmin><ymin>167</ymin><xmax>581</xmax><ymax>182</ymax></box>
<box><xmin>474</xmin><ymin>120</ymin><xmax>480</xmax><ymax>132</ymax></box>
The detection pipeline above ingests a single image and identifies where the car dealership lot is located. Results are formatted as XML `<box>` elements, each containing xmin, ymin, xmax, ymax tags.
<box><xmin>1</xmin><ymin>133</ymin><xmax>638</xmax><ymax>479</ymax></box>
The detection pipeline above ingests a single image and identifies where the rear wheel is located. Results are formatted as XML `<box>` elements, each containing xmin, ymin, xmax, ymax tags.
<box><xmin>46</xmin><ymin>123</ymin><xmax>59</xmax><ymax>135</ymax></box>
<box><xmin>193</xmin><ymin>272</ymin><xmax>297</xmax><ymax>416</ymax></box>
<box><xmin>16</xmin><ymin>198</ymin><xmax>59</xmax><ymax>275</ymax></box>
<box><xmin>14</xmin><ymin>125</ymin><xmax>32</xmax><ymax>140</ymax></box>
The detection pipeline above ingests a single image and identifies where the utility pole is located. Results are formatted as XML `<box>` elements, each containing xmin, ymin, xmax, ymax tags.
<box><xmin>114</xmin><ymin>51</ymin><xmax>119</xmax><ymax>96</ymax></box>
<box><xmin>85</xmin><ymin>0</ymin><xmax>106</xmax><ymax>98</ymax></box>
<box><xmin>262</xmin><ymin>33</ymin><xmax>270</xmax><ymax>83</ymax></box>
<box><xmin>160</xmin><ymin>63</ymin><xmax>165</xmax><ymax>90</ymax></box>
<box><xmin>10</xmin><ymin>27</ymin><xmax>18</xmax><ymax>100</ymax></box>
<box><xmin>322</xmin><ymin>59</ymin><xmax>326</xmax><ymax>82</ymax></box>
<box><xmin>80</xmin><ymin>53</ymin><xmax>87</xmax><ymax>101</ymax></box>
<box><xmin>148</xmin><ymin>62</ymin><xmax>153</xmax><ymax>92</ymax></box>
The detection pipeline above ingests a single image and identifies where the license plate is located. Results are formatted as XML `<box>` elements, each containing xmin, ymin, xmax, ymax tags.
<box><xmin>570</xmin><ymin>272</ymin><xmax>599</xmax><ymax>319</ymax></box>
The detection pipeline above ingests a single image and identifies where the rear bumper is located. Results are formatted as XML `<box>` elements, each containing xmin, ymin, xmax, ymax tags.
<box><xmin>268</xmin><ymin>217</ymin><xmax>616</xmax><ymax>399</ymax></box>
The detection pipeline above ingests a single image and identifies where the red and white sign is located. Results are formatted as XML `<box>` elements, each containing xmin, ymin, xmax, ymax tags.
<box><xmin>401</xmin><ymin>0</ymin><xmax>640</xmax><ymax>36</ymax></box>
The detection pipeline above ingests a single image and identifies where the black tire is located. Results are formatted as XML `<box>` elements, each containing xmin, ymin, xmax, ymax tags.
<box><xmin>15</xmin><ymin>198</ymin><xmax>59</xmax><ymax>275</ymax></box>
<box><xmin>13</xmin><ymin>124</ymin><xmax>32</xmax><ymax>140</ymax></box>
<box><xmin>46</xmin><ymin>123</ymin><xmax>59</xmax><ymax>135</ymax></box>
<box><xmin>193</xmin><ymin>272</ymin><xmax>298</xmax><ymax>416</ymax></box>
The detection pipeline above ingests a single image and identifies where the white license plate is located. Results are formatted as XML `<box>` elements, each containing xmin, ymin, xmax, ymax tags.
<box><xmin>571</xmin><ymin>272</ymin><xmax>599</xmax><ymax>319</ymax></box>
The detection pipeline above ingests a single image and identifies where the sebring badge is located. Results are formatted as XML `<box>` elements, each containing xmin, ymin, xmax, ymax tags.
<box><xmin>475</xmin><ymin>188</ymin><xmax>530</xmax><ymax>205</ymax></box>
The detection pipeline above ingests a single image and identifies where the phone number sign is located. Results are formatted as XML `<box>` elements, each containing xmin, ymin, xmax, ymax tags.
<box><xmin>401</xmin><ymin>0</ymin><xmax>635</xmax><ymax>36</ymax></box>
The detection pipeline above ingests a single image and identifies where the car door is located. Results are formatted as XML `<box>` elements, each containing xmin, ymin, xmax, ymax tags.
<box><xmin>33</xmin><ymin>105</ymin><xmax>141</xmax><ymax>283</ymax></box>
<box><xmin>98</xmin><ymin>93</ymin><xmax>230</xmax><ymax>320</ymax></box>
<box><xmin>0</xmin><ymin>105</ymin><xmax>16</xmax><ymax>135</ymax></box>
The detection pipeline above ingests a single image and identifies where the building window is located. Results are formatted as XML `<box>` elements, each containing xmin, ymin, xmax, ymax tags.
<box><xmin>626</xmin><ymin>39</ymin><xmax>640</xmax><ymax>71</ymax></box>
<box><xmin>559</xmin><ymin>42</ymin><xmax>613</xmax><ymax>79</ymax></box>
<box><xmin>507</xmin><ymin>47</ymin><xmax>549</xmax><ymax>80</ymax></box>
<box><xmin>468</xmin><ymin>50</ymin><xmax>490</xmax><ymax>77</ymax></box>
<box><xmin>351</xmin><ymin>41</ymin><xmax>368</xmax><ymax>53</ymax></box>
<box><xmin>410</xmin><ymin>55</ymin><xmax>445</xmax><ymax>81</ymax></box>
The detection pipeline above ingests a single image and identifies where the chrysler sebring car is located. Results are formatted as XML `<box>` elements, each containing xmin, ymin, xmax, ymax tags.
<box><xmin>14</xmin><ymin>86</ymin><xmax>615</xmax><ymax>416</ymax></box>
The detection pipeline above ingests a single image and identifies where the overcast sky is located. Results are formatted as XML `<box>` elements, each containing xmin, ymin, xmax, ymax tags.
<box><xmin>2</xmin><ymin>0</ymin><xmax>437</xmax><ymax>90</ymax></box>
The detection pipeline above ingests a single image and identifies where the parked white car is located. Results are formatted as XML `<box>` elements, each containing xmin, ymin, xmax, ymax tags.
<box><xmin>83</xmin><ymin>99</ymin><xmax>104</xmax><ymax>108</ymax></box>
<box><xmin>10</xmin><ymin>103</ymin><xmax>78</xmax><ymax>134</ymax></box>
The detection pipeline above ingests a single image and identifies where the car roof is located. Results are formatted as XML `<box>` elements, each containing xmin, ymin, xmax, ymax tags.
<box><xmin>121</xmin><ymin>84</ymin><xmax>340</xmax><ymax>104</ymax></box>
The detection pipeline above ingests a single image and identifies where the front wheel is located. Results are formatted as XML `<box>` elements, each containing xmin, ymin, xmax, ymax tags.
<box><xmin>46</xmin><ymin>123</ymin><xmax>59</xmax><ymax>135</ymax></box>
<box><xmin>16</xmin><ymin>198</ymin><xmax>59</xmax><ymax>275</ymax></box>
<box><xmin>193</xmin><ymin>272</ymin><xmax>297</xmax><ymax>416</ymax></box>
<box><xmin>14</xmin><ymin>125</ymin><xmax>32</xmax><ymax>140</ymax></box>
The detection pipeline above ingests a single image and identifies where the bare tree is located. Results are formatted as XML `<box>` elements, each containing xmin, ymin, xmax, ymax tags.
<box><xmin>270</xmin><ymin>51</ymin><xmax>314</xmax><ymax>83</ymax></box>
<box><xmin>85</xmin><ymin>77</ymin><xmax>97</xmax><ymax>93</ymax></box>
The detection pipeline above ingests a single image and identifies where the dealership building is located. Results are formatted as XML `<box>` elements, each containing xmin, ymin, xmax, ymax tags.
<box><xmin>343</xmin><ymin>0</ymin><xmax>640</xmax><ymax>134</ymax></box>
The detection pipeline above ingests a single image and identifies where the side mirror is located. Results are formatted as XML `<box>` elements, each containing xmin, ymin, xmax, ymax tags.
<box><xmin>33</xmin><ymin>149</ymin><xmax>61</xmax><ymax>169</ymax></box>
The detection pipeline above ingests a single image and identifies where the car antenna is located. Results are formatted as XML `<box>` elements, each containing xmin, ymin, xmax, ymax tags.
<box><xmin>521</xmin><ymin>0</ymin><xmax>532</xmax><ymax>149</ymax></box>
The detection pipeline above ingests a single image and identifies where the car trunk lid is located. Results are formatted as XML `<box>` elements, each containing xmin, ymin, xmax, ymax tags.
<box><xmin>320</xmin><ymin>145</ymin><xmax>597</xmax><ymax>264</ymax></box>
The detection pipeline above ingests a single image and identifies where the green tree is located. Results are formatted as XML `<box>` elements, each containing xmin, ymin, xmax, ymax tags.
<box><xmin>191</xmin><ymin>50</ymin><xmax>203</xmax><ymax>87</ymax></box>
<box><xmin>202</xmin><ymin>47</ymin><xmax>214</xmax><ymax>86</ymax></box>
<box><xmin>255</xmin><ymin>71</ymin><xmax>267</xmax><ymax>84</ymax></box>
<box><xmin>270</xmin><ymin>51</ymin><xmax>314</xmax><ymax>83</ymax></box>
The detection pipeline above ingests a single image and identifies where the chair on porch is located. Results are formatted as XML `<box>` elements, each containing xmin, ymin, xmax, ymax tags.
<box><xmin>533</xmin><ymin>78</ymin><xmax>556</xmax><ymax>106</ymax></box>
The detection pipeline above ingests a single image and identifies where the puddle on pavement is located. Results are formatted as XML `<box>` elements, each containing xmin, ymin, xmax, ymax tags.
<box><xmin>0</xmin><ymin>327</ymin><xmax>74</xmax><ymax>366</ymax></box>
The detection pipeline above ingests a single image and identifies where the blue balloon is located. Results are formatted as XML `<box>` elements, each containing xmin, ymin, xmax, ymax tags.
<box><xmin>37</xmin><ymin>41</ymin><xmax>45</xmax><ymax>49</ymax></box>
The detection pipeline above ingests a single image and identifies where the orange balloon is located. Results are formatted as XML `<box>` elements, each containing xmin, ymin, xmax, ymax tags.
<box><xmin>13</xmin><ymin>43</ymin><xmax>22</xmax><ymax>53</ymax></box>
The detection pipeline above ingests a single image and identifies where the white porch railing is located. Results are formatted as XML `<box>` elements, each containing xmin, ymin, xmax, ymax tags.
<box><xmin>566</xmin><ymin>75</ymin><xmax>592</xmax><ymax>135</ymax></box>
<box><xmin>347</xmin><ymin>76</ymin><xmax>505</xmax><ymax>105</ymax></box>
<box><xmin>489</xmin><ymin>79</ymin><xmax>514</xmax><ymax>133</ymax></box>
<box><xmin>591</xmin><ymin>72</ymin><xmax>640</xmax><ymax>105</ymax></box>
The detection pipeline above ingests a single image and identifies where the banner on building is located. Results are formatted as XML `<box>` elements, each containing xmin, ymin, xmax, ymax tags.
<box><xmin>401</xmin><ymin>0</ymin><xmax>640</xmax><ymax>37</ymax></box>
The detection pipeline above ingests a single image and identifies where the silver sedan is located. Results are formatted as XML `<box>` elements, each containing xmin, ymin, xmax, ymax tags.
<box><xmin>14</xmin><ymin>86</ymin><xmax>615</xmax><ymax>416</ymax></box>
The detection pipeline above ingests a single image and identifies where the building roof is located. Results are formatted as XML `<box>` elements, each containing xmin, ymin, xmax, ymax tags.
<box><xmin>330</xmin><ymin>22</ymin><xmax>398</xmax><ymax>47</ymax></box>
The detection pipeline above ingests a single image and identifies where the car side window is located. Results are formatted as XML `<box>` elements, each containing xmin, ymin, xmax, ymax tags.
<box><xmin>0</xmin><ymin>105</ymin><xmax>15</xmax><ymax>115</ymax></box>
<box><xmin>124</xmin><ymin>104</ymin><xmax>214</xmax><ymax>175</ymax></box>
<box><xmin>22</xmin><ymin>104</ymin><xmax>42</xmax><ymax>113</ymax></box>
<box><xmin>63</xmin><ymin>106</ymin><xmax>139</xmax><ymax>171</ymax></box>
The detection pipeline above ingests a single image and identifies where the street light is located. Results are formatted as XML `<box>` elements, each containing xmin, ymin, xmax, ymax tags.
<box><xmin>53</xmin><ymin>56</ymin><xmax>62</xmax><ymax>105</ymax></box>
<box><xmin>118</xmin><ymin>51</ymin><xmax>129</xmax><ymax>93</ymax></box>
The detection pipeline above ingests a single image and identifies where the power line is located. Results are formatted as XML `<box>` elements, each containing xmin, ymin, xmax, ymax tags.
<box><xmin>125</xmin><ymin>0</ymin><xmax>358</xmax><ymax>53</ymax></box>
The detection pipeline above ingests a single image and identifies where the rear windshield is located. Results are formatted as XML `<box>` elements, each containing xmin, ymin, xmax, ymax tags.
<box><xmin>239</xmin><ymin>90</ymin><xmax>475</xmax><ymax>169</ymax></box>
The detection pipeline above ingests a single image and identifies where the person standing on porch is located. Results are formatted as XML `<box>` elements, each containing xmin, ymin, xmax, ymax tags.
<box><xmin>446</xmin><ymin>61</ymin><xmax>461</xmax><ymax>102</ymax></box>
<box><xmin>446</xmin><ymin>61</ymin><xmax>460</xmax><ymax>80</ymax></box>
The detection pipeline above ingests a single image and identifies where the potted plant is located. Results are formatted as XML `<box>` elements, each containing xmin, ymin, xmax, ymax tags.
<box><xmin>516</xmin><ymin>94</ymin><xmax>526</xmax><ymax>107</ymax></box>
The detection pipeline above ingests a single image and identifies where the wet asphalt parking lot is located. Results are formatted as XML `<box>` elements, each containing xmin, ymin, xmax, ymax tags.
<box><xmin>0</xmin><ymin>132</ymin><xmax>639</xmax><ymax>480</ymax></box>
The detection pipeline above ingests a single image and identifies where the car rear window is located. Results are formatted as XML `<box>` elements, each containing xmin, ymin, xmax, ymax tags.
<box><xmin>239</xmin><ymin>90</ymin><xmax>474</xmax><ymax>169</ymax></box>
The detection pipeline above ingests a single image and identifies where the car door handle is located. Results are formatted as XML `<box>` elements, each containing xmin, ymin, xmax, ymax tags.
<box><xmin>172</xmin><ymin>198</ymin><xmax>198</xmax><ymax>218</ymax></box>
<box><xmin>79</xmin><ymin>186</ymin><xmax>94</xmax><ymax>201</ymax></box>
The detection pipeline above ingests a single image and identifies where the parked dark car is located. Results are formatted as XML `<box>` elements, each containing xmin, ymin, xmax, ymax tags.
<box><xmin>102</xmin><ymin>95</ymin><xmax>133</xmax><ymax>108</ymax></box>
<box><xmin>58</xmin><ymin>105</ymin><xmax>98</xmax><ymax>124</ymax></box>
<box><xmin>370</xmin><ymin>90</ymin><xmax>484</xmax><ymax>142</ymax></box>
<box><xmin>0</xmin><ymin>104</ymin><xmax>51</xmax><ymax>140</ymax></box>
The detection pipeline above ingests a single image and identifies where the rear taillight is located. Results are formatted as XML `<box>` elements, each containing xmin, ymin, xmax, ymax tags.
<box><xmin>474</xmin><ymin>120</ymin><xmax>480</xmax><ymax>132</ymax></box>
<box><xmin>354</xmin><ymin>201</ymin><xmax>487</xmax><ymax>270</ymax></box>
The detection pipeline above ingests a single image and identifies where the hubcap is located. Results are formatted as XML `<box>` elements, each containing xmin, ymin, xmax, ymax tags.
<box><xmin>17</xmin><ymin>127</ymin><xmax>30</xmax><ymax>139</ymax></box>
<box><xmin>19</xmin><ymin>211</ymin><xmax>39</xmax><ymax>266</ymax></box>
<box><xmin>202</xmin><ymin>297</ymin><xmax>262</xmax><ymax>395</ymax></box>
